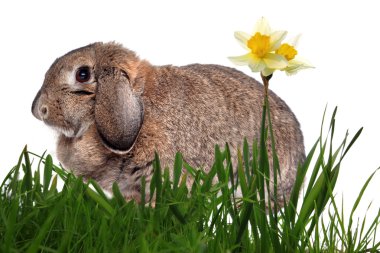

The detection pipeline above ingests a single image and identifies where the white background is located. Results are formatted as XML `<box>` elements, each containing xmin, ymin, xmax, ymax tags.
<box><xmin>1</xmin><ymin>1</ymin><xmax>379</xmax><ymax>226</ymax></box>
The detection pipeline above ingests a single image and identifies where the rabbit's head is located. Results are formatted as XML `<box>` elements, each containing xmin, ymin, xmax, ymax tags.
<box><xmin>32</xmin><ymin>43</ymin><xmax>143</xmax><ymax>147</ymax></box>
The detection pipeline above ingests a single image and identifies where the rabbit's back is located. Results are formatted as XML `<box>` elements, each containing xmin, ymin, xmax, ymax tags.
<box><xmin>145</xmin><ymin>64</ymin><xmax>304</xmax><ymax>169</ymax></box>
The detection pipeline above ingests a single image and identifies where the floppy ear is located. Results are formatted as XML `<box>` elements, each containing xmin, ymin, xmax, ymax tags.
<box><xmin>94</xmin><ymin>66</ymin><xmax>144</xmax><ymax>153</ymax></box>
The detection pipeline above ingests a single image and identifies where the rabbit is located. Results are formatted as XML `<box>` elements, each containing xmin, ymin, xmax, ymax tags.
<box><xmin>31</xmin><ymin>42</ymin><xmax>305</xmax><ymax>206</ymax></box>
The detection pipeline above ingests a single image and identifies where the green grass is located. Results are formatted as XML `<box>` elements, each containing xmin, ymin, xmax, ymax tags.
<box><xmin>1</xmin><ymin>107</ymin><xmax>379</xmax><ymax>252</ymax></box>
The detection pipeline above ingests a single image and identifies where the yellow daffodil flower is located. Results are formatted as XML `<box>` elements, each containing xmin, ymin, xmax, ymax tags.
<box><xmin>229</xmin><ymin>17</ymin><xmax>288</xmax><ymax>76</ymax></box>
<box><xmin>275</xmin><ymin>35</ymin><xmax>314</xmax><ymax>75</ymax></box>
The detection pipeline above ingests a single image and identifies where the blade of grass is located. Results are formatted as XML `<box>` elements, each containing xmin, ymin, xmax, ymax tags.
<box><xmin>173</xmin><ymin>152</ymin><xmax>183</xmax><ymax>190</ymax></box>
<box><xmin>85</xmin><ymin>186</ymin><xmax>115</xmax><ymax>217</ymax></box>
<box><xmin>43</xmin><ymin>155</ymin><xmax>53</xmax><ymax>194</ymax></box>
<box><xmin>26</xmin><ymin>199</ymin><xmax>64</xmax><ymax>253</ymax></box>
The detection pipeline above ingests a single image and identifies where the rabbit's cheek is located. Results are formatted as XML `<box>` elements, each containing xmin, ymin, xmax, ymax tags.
<box><xmin>70</xmin><ymin>117</ymin><xmax>93</xmax><ymax>138</ymax></box>
<box><xmin>60</xmin><ymin>98</ymin><xmax>95</xmax><ymax>138</ymax></box>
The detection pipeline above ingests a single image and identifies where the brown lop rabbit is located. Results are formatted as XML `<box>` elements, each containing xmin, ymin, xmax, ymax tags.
<box><xmin>31</xmin><ymin>42</ymin><xmax>305</xmax><ymax>205</ymax></box>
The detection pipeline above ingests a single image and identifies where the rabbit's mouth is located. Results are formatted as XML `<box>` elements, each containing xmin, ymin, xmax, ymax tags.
<box><xmin>39</xmin><ymin>109</ymin><xmax>94</xmax><ymax>138</ymax></box>
<box><xmin>49</xmin><ymin>121</ymin><xmax>91</xmax><ymax>138</ymax></box>
<box><xmin>50</xmin><ymin>125</ymin><xmax>76</xmax><ymax>138</ymax></box>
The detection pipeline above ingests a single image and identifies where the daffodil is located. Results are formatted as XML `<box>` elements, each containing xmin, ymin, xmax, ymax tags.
<box><xmin>229</xmin><ymin>17</ymin><xmax>288</xmax><ymax>76</ymax></box>
<box><xmin>275</xmin><ymin>35</ymin><xmax>314</xmax><ymax>75</ymax></box>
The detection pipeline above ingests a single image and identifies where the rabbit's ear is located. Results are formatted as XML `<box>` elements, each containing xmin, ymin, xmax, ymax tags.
<box><xmin>94</xmin><ymin>67</ymin><xmax>143</xmax><ymax>153</ymax></box>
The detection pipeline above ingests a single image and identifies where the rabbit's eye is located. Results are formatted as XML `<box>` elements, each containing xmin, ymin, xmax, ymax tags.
<box><xmin>76</xmin><ymin>66</ymin><xmax>91</xmax><ymax>83</ymax></box>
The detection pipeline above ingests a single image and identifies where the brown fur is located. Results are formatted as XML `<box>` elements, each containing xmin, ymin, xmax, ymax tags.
<box><xmin>32</xmin><ymin>42</ymin><xmax>305</xmax><ymax>205</ymax></box>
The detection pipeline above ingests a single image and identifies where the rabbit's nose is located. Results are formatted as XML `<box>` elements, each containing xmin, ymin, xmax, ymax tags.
<box><xmin>39</xmin><ymin>105</ymin><xmax>49</xmax><ymax>119</ymax></box>
<box><xmin>31</xmin><ymin>90</ymin><xmax>49</xmax><ymax>120</ymax></box>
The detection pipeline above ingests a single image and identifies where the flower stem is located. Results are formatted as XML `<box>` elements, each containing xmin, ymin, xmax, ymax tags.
<box><xmin>260</xmin><ymin>73</ymin><xmax>272</xmax><ymax>97</ymax></box>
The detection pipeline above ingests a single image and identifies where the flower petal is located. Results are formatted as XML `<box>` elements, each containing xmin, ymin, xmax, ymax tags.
<box><xmin>263</xmin><ymin>53</ymin><xmax>288</xmax><ymax>70</ymax></box>
<box><xmin>248</xmin><ymin>56</ymin><xmax>266</xmax><ymax>72</ymax></box>
<box><xmin>284</xmin><ymin>58</ymin><xmax>314</xmax><ymax>75</ymax></box>
<box><xmin>234</xmin><ymin>31</ymin><xmax>251</xmax><ymax>49</ymax></box>
<box><xmin>261</xmin><ymin>68</ymin><xmax>275</xmax><ymax>77</ymax></box>
<box><xmin>254</xmin><ymin>17</ymin><xmax>271</xmax><ymax>35</ymax></box>
<box><xmin>228</xmin><ymin>53</ymin><xmax>252</xmax><ymax>66</ymax></box>
<box><xmin>270</xmin><ymin>30</ymin><xmax>288</xmax><ymax>51</ymax></box>
<box><xmin>289</xmin><ymin>34</ymin><xmax>302</xmax><ymax>48</ymax></box>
